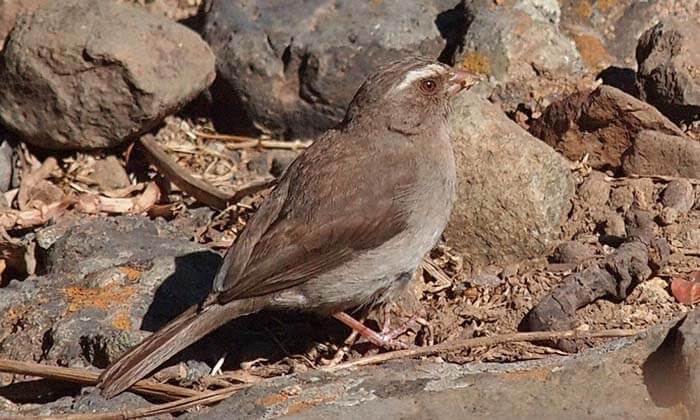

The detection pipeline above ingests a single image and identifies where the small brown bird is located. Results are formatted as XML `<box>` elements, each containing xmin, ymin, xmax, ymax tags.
<box><xmin>98</xmin><ymin>57</ymin><xmax>478</xmax><ymax>398</ymax></box>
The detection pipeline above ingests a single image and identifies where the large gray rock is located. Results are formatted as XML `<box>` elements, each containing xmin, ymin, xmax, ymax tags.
<box><xmin>636</xmin><ymin>19</ymin><xmax>700</xmax><ymax>123</ymax></box>
<box><xmin>0</xmin><ymin>216</ymin><xmax>219</xmax><ymax>369</ymax></box>
<box><xmin>444</xmin><ymin>92</ymin><xmax>574</xmax><ymax>269</ymax></box>
<box><xmin>183</xmin><ymin>317</ymin><xmax>682</xmax><ymax>419</ymax></box>
<box><xmin>459</xmin><ymin>0</ymin><xmax>583</xmax><ymax>83</ymax></box>
<box><xmin>559</xmin><ymin>0</ymin><xmax>700</xmax><ymax>68</ymax></box>
<box><xmin>0</xmin><ymin>0</ymin><xmax>215</xmax><ymax>150</ymax></box>
<box><xmin>455</xmin><ymin>0</ymin><xmax>585</xmax><ymax>115</ymax></box>
<box><xmin>202</xmin><ymin>0</ymin><xmax>457</xmax><ymax>139</ymax></box>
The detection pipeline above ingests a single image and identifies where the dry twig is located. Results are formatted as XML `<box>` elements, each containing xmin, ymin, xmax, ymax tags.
<box><xmin>192</xmin><ymin>130</ymin><xmax>311</xmax><ymax>150</ymax></box>
<box><xmin>0</xmin><ymin>358</ymin><xmax>200</xmax><ymax>401</ymax></box>
<box><xmin>322</xmin><ymin>328</ymin><xmax>641</xmax><ymax>372</ymax></box>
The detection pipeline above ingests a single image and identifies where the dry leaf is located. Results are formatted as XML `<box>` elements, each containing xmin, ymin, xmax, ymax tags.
<box><xmin>671</xmin><ymin>274</ymin><xmax>700</xmax><ymax>304</ymax></box>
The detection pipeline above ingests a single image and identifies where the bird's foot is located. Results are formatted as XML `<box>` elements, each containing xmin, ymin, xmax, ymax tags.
<box><xmin>333</xmin><ymin>312</ymin><xmax>408</xmax><ymax>350</ymax></box>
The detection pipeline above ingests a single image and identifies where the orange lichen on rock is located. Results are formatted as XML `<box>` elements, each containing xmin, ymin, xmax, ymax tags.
<box><xmin>572</xmin><ymin>33</ymin><xmax>612</xmax><ymax>70</ymax></box>
<box><xmin>596</xmin><ymin>0</ymin><xmax>617</xmax><ymax>13</ymax></box>
<box><xmin>576</xmin><ymin>0</ymin><xmax>593</xmax><ymax>19</ymax></box>
<box><xmin>257</xmin><ymin>393</ymin><xmax>288</xmax><ymax>407</ymax></box>
<box><xmin>118</xmin><ymin>265</ymin><xmax>142</xmax><ymax>283</ymax></box>
<box><xmin>111</xmin><ymin>311</ymin><xmax>132</xmax><ymax>331</ymax></box>
<box><xmin>461</xmin><ymin>51</ymin><xmax>491</xmax><ymax>76</ymax></box>
<box><xmin>62</xmin><ymin>284</ymin><xmax>134</xmax><ymax>313</ymax></box>
<box><xmin>287</xmin><ymin>397</ymin><xmax>336</xmax><ymax>416</ymax></box>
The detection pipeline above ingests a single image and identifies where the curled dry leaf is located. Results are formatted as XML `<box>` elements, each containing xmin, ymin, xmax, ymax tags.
<box><xmin>671</xmin><ymin>271</ymin><xmax>700</xmax><ymax>304</ymax></box>
<box><xmin>76</xmin><ymin>182</ymin><xmax>160</xmax><ymax>214</ymax></box>
<box><xmin>0</xmin><ymin>200</ymin><xmax>72</xmax><ymax>230</ymax></box>
<box><xmin>17</xmin><ymin>157</ymin><xmax>59</xmax><ymax>211</ymax></box>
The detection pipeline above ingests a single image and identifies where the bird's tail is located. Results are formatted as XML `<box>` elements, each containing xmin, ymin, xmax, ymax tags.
<box><xmin>98</xmin><ymin>299</ymin><xmax>255</xmax><ymax>398</ymax></box>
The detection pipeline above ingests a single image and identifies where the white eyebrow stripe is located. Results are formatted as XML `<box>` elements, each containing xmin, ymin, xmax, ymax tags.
<box><xmin>391</xmin><ymin>64</ymin><xmax>445</xmax><ymax>93</ymax></box>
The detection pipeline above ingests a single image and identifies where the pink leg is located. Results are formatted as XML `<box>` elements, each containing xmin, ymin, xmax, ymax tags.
<box><xmin>333</xmin><ymin>312</ymin><xmax>408</xmax><ymax>350</ymax></box>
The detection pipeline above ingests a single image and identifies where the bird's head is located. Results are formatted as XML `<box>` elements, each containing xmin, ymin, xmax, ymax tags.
<box><xmin>344</xmin><ymin>57</ymin><xmax>479</xmax><ymax>134</ymax></box>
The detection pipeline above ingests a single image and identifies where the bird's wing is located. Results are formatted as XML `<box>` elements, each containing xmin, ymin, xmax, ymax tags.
<box><xmin>213</xmin><ymin>131</ymin><xmax>417</xmax><ymax>302</ymax></box>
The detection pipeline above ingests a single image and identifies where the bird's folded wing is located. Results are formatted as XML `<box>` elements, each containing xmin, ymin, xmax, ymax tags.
<box><xmin>214</xmin><ymin>134</ymin><xmax>416</xmax><ymax>303</ymax></box>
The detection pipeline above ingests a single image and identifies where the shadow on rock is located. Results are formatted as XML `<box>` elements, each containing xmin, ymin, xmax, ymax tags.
<box><xmin>141</xmin><ymin>251</ymin><xmax>221</xmax><ymax>332</ymax></box>
<box><xmin>642</xmin><ymin>318</ymin><xmax>687</xmax><ymax>408</ymax></box>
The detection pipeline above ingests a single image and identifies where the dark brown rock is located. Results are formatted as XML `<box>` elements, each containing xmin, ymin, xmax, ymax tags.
<box><xmin>446</xmin><ymin>91</ymin><xmax>574</xmax><ymax>269</ymax></box>
<box><xmin>0</xmin><ymin>0</ymin><xmax>215</xmax><ymax>150</ymax></box>
<box><xmin>637</xmin><ymin>19</ymin><xmax>700</xmax><ymax>123</ymax></box>
<box><xmin>661</xmin><ymin>179</ymin><xmax>695</xmax><ymax>213</ymax></box>
<box><xmin>523</xmin><ymin>210</ymin><xmax>670</xmax><ymax>351</ymax></box>
<box><xmin>202</xmin><ymin>0</ymin><xmax>455</xmax><ymax>139</ymax></box>
<box><xmin>530</xmin><ymin>85</ymin><xmax>684</xmax><ymax>170</ymax></box>
<box><xmin>622</xmin><ymin>130</ymin><xmax>700</xmax><ymax>178</ymax></box>
<box><xmin>550</xmin><ymin>241</ymin><xmax>596</xmax><ymax>265</ymax></box>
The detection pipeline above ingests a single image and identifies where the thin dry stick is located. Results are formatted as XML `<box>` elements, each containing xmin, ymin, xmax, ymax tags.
<box><xmin>139</xmin><ymin>134</ymin><xmax>231</xmax><ymax>210</ymax></box>
<box><xmin>323</xmin><ymin>328</ymin><xmax>641</xmax><ymax>372</ymax></box>
<box><xmin>192</xmin><ymin>129</ymin><xmax>312</xmax><ymax>150</ymax></box>
<box><xmin>0</xmin><ymin>358</ymin><xmax>200</xmax><ymax>400</ymax></box>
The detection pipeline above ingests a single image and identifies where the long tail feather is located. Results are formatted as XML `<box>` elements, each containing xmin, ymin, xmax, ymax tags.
<box><xmin>98</xmin><ymin>300</ymin><xmax>253</xmax><ymax>398</ymax></box>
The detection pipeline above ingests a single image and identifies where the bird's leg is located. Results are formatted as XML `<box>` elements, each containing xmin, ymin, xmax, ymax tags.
<box><xmin>321</xmin><ymin>328</ymin><xmax>360</xmax><ymax>367</ymax></box>
<box><xmin>379</xmin><ymin>303</ymin><xmax>417</xmax><ymax>342</ymax></box>
<box><xmin>333</xmin><ymin>312</ymin><xmax>408</xmax><ymax>350</ymax></box>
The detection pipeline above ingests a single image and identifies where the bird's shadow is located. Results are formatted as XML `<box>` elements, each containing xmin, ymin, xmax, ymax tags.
<box><xmin>138</xmin><ymin>251</ymin><xmax>345</xmax><ymax>371</ymax></box>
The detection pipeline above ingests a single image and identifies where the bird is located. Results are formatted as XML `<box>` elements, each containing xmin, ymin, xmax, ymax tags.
<box><xmin>97</xmin><ymin>56</ymin><xmax>479</xmax><ymax>398</ymax></box>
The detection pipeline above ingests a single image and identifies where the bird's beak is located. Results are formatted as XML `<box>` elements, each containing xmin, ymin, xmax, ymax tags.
<box><xmin>447</xmin><ymin>69</ymin><xmax>480</xmax><ymax>97</ymax></box>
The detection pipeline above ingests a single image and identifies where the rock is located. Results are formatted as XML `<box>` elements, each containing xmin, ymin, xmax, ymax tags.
<box><xmin>661</xmin><ymin>180</ymin><xmax>695</xmax><ymax>213</ymax></box>
<box><xmin>202</xmin><ymin>0</ymin><xmax>453</xmax><ymax>139</ymax></box>
<box><xmin>459</xmin><ymin>0</ymin><xmax>582</xmax><ymax>81</ymax></box>
<box><xmin>559</xmin><ymin>0</ymin><xmax>698</xmax><ymax>67</ymax></box>
<box><xmin>459</xmin><ymin>0</ymin><xmax>585</xmax><ymax>114</ymax></box>
<box><xmin>610</xmin><ymin>185</ymin><xmax>634</xmax><ymax>213</ymax></box>
<box><xmin>183</xmin><ymin>319</ymin><xmax>682</xmax><ymax>420</ymax></box>
<box><xmin>0</xmin><ymin>216</ymin><xmax>219</xmax><ymax>369</ymax></box>
<box><xmin>0</xmin><ymin>0</ymin><xmax>48</xmax><ymax>50</ymax></box>
<box><xmin>636</xmin><ymin>19</ymin><xmax>700</xmax><ymax>123</ymax></box>
<box><xmin>602</xmin><ymin>213</ymin><xmax>626</xmax><ymax>239</ymax></box>
<box><xmin>578</xmin><ymin>171</ymin><xmax>610</xmax><ymax>208</ymax></box>
<box><xmin>19</xmin><ymin>388</ymin><xmax>161</xmax><ymax>418</ymax></box>
<box><xmin>88</xmin><ymin>156</ymin><xmax>131</xmax><ymax>191</ymax></box>
<box><xmin>622</xmin><ymin>130</ymin><xmax>700</xmax><ymax>178</ymax></box>
<box><xmin>550</xmin><ymin>241</ymin><xmax>596</xmax><ymax>264</ymax></box>
<box><xmin>530</xmin><ymin>85</ymin><xmax>684</xmax><ymax>170</ymax></box>
<box><xmin>0</xmin><ymin>139</ymin><xmax>13</xmax><ymax>192</ymax></box>
<box><xmin>0</xmin><ymin>0</ymin><xmax>215</xmax><ymax>150</ymax></box>
<box><xmin>627</xmin><ymin>178</ymin><xmax>656</xmax><ymax>211</ymax></box>
<box><xmin>270</xmin><ymin>151</ymin><xmax>298</xmax><ymax>178</ymax></box>
<box><xmin>677</xmin><ymin>310</ymin><xmax>700</xmax><ymax>416</ymax></box>
<box><xmin>445</xmin><ymin>92</ymin><xmax>574</xmax><ymax>268</ymax></box>
<box><xmin>658</xmin><ymin>207</ymin><xmax>679</xmax><ymax>226</ymax></box>
<box><xmin>470</xmin><ymin>273</ymin><xmax>504</xmax><ymax>288</ymax></box>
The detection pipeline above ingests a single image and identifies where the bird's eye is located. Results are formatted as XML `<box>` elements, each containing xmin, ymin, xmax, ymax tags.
<box><xmin>419</xmin><ymin>79</ymin><xmax>437</xmax><ymax>94</ymax></box>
